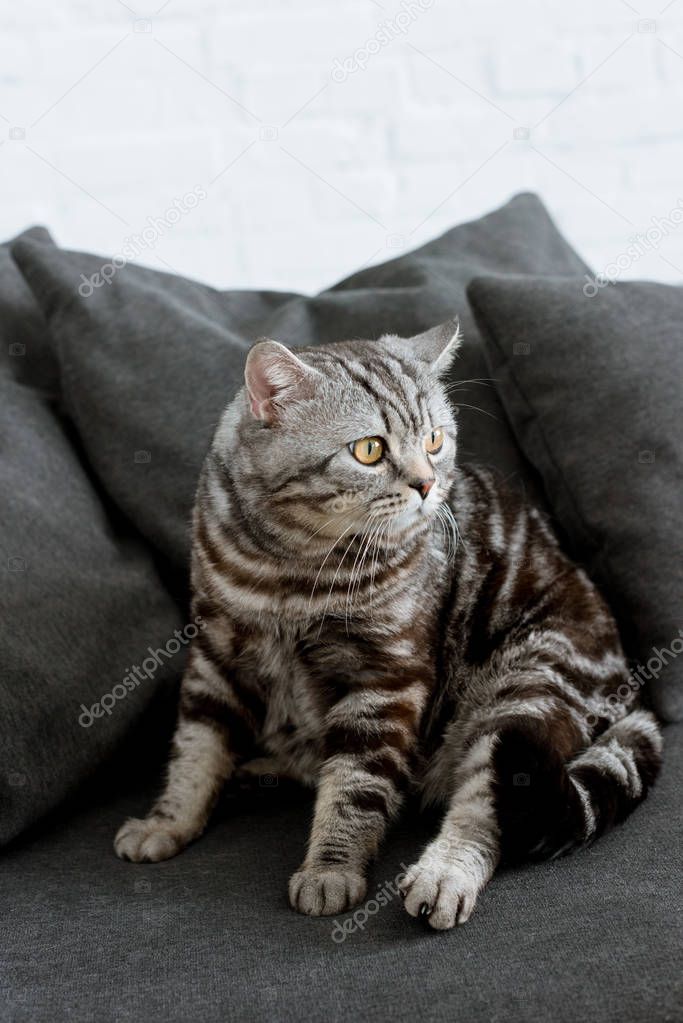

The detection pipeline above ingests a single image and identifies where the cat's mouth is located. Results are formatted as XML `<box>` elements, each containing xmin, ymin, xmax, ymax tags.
<box><xmin>371</xmin><ymin>490</ymin><xmax>440</xmax><ymax>532</ymax></box>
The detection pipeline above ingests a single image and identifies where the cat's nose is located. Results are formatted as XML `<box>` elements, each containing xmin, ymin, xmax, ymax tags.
<box><xmin>409</xmin><ymin>477</ymin><xmax>435</xmax><ymax>500</ymax></box>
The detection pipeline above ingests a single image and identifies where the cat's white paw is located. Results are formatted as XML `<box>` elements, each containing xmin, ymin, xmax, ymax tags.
<box><xmin>399</xmin><ymin>853</ymin><xmax>482</xmax><ymax>930</ymax></box>
<box><xmin>289</xmin><ymin>866</ymin><xmax>367</xmax><ymax>916</ymax></box>
<box><xmin>114</xmin><ymin>816</ymin><xmax>188</xmax><ymax>863</ymax></box>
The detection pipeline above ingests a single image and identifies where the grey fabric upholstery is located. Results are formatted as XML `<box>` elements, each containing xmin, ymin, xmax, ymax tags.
<box><xmin>0</xmin><ymin>234</ymin><xmax>184</xmax><ymax>846</ymax></box>
<box><xmin>1</xmin><ymin>724</ymin><xmax>680</xmax><ymax>1022</ymax></box>
<box><xmin>468</xmin><ymin>275</ymin><xmax>683</xmax><ymax>722</ymax></box>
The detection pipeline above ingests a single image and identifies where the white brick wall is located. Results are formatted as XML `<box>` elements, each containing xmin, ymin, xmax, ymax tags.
<box><xmin>3</xmin><ymin>0</ymin><xmax>683</xmax><ymax>293</ymax></box>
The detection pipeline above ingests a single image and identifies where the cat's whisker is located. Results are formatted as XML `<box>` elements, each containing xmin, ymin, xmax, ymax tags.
<box><xmin>349</xmin><ymin>513</ymin><xmax>386</xmax><ymax>615</ymax></box>
<box><xmin>440</xmin><ymin>505</ymin><xmax>456</xmax><ymax>562</ymax></box>
<box><xmin>369</xmin><ymin>517</ymin><xmax>393</xmax><ymax>609</ymax></box>
<box><xmin>450</xmin><ymin>401</ymin><xmax>499</xmax><ymax>422</ymax></box>
<box><xmin>361</xmin><ymin>519</ymin><xmax>384</xmax><ymax>605</ymax></box>
<box><xmin>362</xmin><ymin>512</ymin><xmax>395</xmax><ymax>616</ymax></box>
<box><xmin>440</xmin><ymin>501</ymin><xmax>461</xmax><ymax>560</ymax></box>
<box><xmin>305</xmin><ymin>502</ymin><xmax>365</xmax><ymax>542</ymax></box>
<box><xmin>318</xmin><ymin>507</ymin><xmax>384</xmax><ymax>632</ymax></box>
<box><xmin>308</xmin><ymin>522</ymin><xmax>356</xmax><ymax>608</ymax></box>
<box><xmin>316</xmin><ymin>521</ymin><xmax>370</xmax><ymax>638</ymax></box>
<box><xmin>366</xmin><ymin>520</ymin><xmax>385</xmax><ymax>612</ymax></box>
<box><xmin>447</xmin><ymin>503</ymin><xmax>463</xmax><ymax>552</ymax></box>
<box><xmin>341</xmin><ymin>515</ymin><xmax>378</xmax><ymax>626</ymax></box>
<box><xmin>433</xmin><ymin>505</ymin><xmax>452</xmax><ymax>561</ymax></box>
<box><xmin>346</xmin><ymin>512</ymin><xmax>384</xmax><ymax>624</ymax></box>
<box><xmin>444</xmin><ymin>377</ymin><xmax>495</xmax><ymax>392</ymax></box>
<box><xmin>382</xmin><ymin>515</ymin><xmax>396</xmax><ymax>568</ymax></box>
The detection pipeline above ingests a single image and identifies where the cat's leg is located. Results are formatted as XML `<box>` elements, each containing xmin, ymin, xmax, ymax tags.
<box><xmin>401</xmin><ymin>664</ymin><xmax>593</xmax><ymax>928</ymax></box>
<box><xmin>114</xmin><ymin>644</ymin><xmax>257</xmax><ymax>863</ymax></box>
<box><xmin>289</xmin><ymin>681</ymin><xmax>424</xmax><ymax>916</ymax></box>
<box><xmin>400</xmin><ymin>731</ymin><xmax>500</xmax><ymax>929</ymax></box>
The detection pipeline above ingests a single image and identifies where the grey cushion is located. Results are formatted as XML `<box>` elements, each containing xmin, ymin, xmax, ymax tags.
<box><xmin>0</xmin><ymin>226</ymin><xmax>59</xmax><ymax>396</ymax></box>
<box><xmin>0</xmin><ymin>233</ymin><xmax>185</xmax><ymax>846</ymax></box>
<box><xmin>1</xmin><ymin>723</ymin><xmax>680</xmax><ymax>1023</ymax></box>
<box><xmin>468</xmin><ymin>276</ymin><xmax>683</xmax><ymax>722</ymax></box>
<box><xmin>11</xmin><ymin>193</ymin><xmax>588</xmax><ymax>584</ymax></box>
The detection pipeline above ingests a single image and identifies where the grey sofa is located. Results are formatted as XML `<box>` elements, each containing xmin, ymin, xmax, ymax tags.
<box><xmin>2</xmin><ymin>726</ymin><xmax>681</xmax><ymax>1023</ymax></box>
<box><xmin>1</xmin><ymin>194</ymin><xmax>681</xmax><ymax>1022</ymax></box>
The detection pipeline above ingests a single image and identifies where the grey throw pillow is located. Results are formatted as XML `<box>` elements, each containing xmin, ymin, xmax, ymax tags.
<box><xmin>0</xmin><ymin>233</ymin><xmax>186</xmax><ymax>846</ymax></box>
<box><xmin>11</xmin><ymin>193</ymin><xmax>588</xmax><ymax>584</ymax></box>
<box><xmin>468</xmin><ymin>275</ymin><xmax>683</xmax><ymax>722</ymax></box>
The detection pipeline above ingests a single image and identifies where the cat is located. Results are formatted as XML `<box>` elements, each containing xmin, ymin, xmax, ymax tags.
<box><xmin>114</xmin><ymin>321</ymin><xmax>662</xmax><ymax>929</ymax></box>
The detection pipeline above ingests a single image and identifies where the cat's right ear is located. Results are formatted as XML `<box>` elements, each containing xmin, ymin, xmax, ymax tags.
<box><xmin>245</xmin><ymin>339</ymin><xmax>321</xmax><ymax>424</ymax></box>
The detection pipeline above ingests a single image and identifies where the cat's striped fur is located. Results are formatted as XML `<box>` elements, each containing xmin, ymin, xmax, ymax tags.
<box><xmin>115</xmin><ymin>322</ymin><xmax>662</xmax><ymax>929</ymax></box>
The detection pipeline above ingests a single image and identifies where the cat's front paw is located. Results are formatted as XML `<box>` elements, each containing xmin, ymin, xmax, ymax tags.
<box><xmin>114</xmin><ymin>816</ymin><xmax>189</xmax><ymax>863</ymax></box>
<box><xmin>289</xmin><ymin>866</ymin><xmax>367</xmax><ymax>916</ymax></box>
<box><xmin>399</xmin><ymin>853</ymin><xmax>482</xmax><ymax>930</ymax></box>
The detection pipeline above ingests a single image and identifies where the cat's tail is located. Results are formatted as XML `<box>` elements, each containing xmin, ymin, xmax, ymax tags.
<box><xmin>492</xmin><ymin>708</ymin><xmax>663</xmax><ymax>863</ymax></box>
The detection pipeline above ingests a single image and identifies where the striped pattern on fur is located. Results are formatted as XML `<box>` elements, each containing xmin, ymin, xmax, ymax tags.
<box><xmin>114</xmin><ymin>323</ymin><xmax>662</xmax><ymax>929</ymax></box>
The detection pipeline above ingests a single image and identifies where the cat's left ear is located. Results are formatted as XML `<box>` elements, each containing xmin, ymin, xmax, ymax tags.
<box><xmin>245</xmin><ymin>339</ymin><xmax>322</xmax><ymax>424</ymax></box>
<box><xmin>407</xmin><ymin>318</ymin><xmax>462</xmax><ymax>374</ymax></box>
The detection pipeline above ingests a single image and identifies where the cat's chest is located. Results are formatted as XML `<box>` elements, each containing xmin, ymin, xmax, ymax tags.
<box><xmin>230</xmin><ymin>612</ymin><xmax>435</xmax><ymax>780</ymax></box>
<box><xmin>233</xmin><ymin>627</ymin><xmax>329</xmax><ymax>778</ymax></box>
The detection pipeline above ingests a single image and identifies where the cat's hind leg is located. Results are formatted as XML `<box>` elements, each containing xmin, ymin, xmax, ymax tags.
<box><xmin>400</xmin><ymin>731</ymin><xmax>500</xmax><ymax>929</ymax></box>
<box><xmin>402</xmin><ymin>661</ymin><xmax>661</xmax><ymax>929</ymax></box>
<box><xmin>401</xmin><ymin>664</ymin><xmax>591</xmax><ymax>928</ymax></box>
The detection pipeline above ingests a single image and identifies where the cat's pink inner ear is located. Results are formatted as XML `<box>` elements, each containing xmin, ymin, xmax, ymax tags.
<box><xmin>245</xmin><ymin>343</ymin><xmax>277</xmax><ymax>420</ymax></box>
<box><xmin>245</xmin><ymin>339</ymin><xmax>316</xmax><ymax>423</ymax></box>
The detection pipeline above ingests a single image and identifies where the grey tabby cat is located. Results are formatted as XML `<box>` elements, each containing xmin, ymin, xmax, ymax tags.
<box><xmin>115</xmin><ymin>322</ymin><xmax>662</xmax><ymax>929</ymax></box>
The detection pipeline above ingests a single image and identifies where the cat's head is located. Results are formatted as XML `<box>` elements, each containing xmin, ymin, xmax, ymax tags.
<box><xmin>218</xmin><ymin>321</ymin><xmax>461</xmax><ymax>551</ymax></box>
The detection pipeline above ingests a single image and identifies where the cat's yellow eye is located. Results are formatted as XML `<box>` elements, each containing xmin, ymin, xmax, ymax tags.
<box><xmin>351</xmin><ymin>436</ymin><xmax>384</xmax><ymax>465</ymax></box>
<box><xmin>425</xmin><ymin>428</ymin><xmax>444</xmax><ymax>455</ymax></box>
